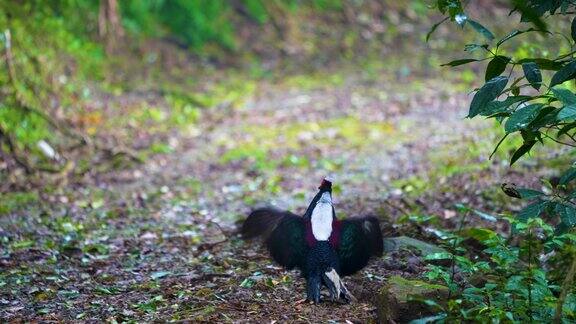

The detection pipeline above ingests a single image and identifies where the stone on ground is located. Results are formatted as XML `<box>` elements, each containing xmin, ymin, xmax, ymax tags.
<box><xmin>383</xmin><ymin>236</ymin><xmax>447</xmax><ymax>256</ymax></box>
<box><xmin>376</xmin><ymin>275</ymin><xmax>448</xmax><ymax>322</ymax></box>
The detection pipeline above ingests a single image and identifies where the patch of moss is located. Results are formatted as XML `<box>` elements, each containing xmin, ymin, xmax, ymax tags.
<box><xmin>0</xmin><ymin>192</ymin><xmax>39</xmax><ymax>215</ymax></box>
<box><xmin>281</xmin><ymin>71</ymin><xmax>344</xmax><ymax>90</ymax></box>
<box><xmin>391</xmin><ymin>176</ymin><xmax>429</xmax><ymax>197</ymax></box>
<box><xmin>386</xmin><ymin>276</ymin><xmax>448</xmax><ymax>302</ymax></box>
<box><xmin>377</xmin><ymin>275</ymin><xmax>449</xmax><ymax>322</ymax></box>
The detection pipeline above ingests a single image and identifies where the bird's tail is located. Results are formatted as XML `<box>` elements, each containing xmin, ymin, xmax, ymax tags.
<box><xmin>322</xmin><ymin>268</ymin><xmax>356</xmax><ymax>303</ymax></box>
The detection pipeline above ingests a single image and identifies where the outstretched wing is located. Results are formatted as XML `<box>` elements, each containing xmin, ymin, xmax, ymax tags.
<box><xmin>242</xmin><ymin>207</ymin><xmax>309</xmax><ymax>271</ymax></box>
<box><xmin>337</xmin><ymin>216</ymin><xmax>383</xmax><ymax>276</ymax></box>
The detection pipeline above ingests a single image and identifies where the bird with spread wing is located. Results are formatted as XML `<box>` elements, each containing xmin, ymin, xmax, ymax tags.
<box><xmin>241</xmin><ymin>178</ymin><xmax>383</xmax><ymax>303</ymax></box>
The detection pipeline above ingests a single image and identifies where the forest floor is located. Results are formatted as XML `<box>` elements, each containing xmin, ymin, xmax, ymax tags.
<box><xmin>0</xmin><ymin>51</ymin><xmax>562</xmax><ymax>322</ymax></box>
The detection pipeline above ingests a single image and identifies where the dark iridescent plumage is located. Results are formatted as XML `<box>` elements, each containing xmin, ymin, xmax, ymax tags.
<box><xmin>241</xmin><ymin>179</ymin><xmax>383</xmax><ymax>303</ymax></box>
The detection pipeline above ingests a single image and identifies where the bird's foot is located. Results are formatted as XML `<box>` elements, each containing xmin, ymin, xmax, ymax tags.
<box><xmin>305</xmin><ymin>294</ymin><xmax>321</xmax><ymax>304</ymax></box>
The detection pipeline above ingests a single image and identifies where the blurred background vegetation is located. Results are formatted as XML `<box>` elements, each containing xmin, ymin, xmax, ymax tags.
<box><xmin>1</xmin><ymin>0</ymin><xmax>434</xmax><ymax>181</ymax></box>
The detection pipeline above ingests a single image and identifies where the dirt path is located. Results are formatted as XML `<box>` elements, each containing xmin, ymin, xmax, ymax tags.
<box><xmin>2</xmin><ymin>65</ymin><xmax>536</xmax><ymax>322</ymax></box>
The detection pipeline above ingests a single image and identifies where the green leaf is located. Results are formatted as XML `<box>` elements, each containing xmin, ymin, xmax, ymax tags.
<box><xmin>572</xmin><ymin>16</ymin><xmax>576</xmax><ymax>43</ymax></box>
<box><xmin>240</xmin><ymin>278</ymin><xmax>255</xmax><ymax>288</ymax></box>
<box><xmin>150</xmin><ymin>271</ymin><xmax>171</xmax><ymax>280</ymax></box>
<box><xmin>560</xmin><ymin>166</ymin><xmax>576</xmax><ymax>185</ymax></box>
<box><xmin>482</xmin><ymin>96</ymin><xmax>532</xmax><ymax>116</ymax></box>
<box><xmin>472</xmin><ymin>209</ymin><xmax>497</xmax><ymax>222</ymax></box>
<box><xmin>95</xmin><ymin>286</ymin><xmax>116</xmax><ymax>295</ymax></box>
<box><xmin>467</xmin><ymin>19</ymin><xmax>494</xmax><ymax>40</ymax></box>
<box><xmin>497</xmin><ymin>29</ymin><xmax>522</xmax><ymax>47</ymax></box>
<box><xmin>464</xmin><ymin>43</ymin><xmax>489</xmax><ymax>52</ymax></box>
<box><xmin>424</xmin><ymin>252</ymin><xmax>452</xmax><ymax>261</ymax></box>
<box><xmin>440</xmin><ymin>58</ymin><xmax>479</xmax><ymax>67</ymax></box>
<box><xmin>550</xmin><ymin>60</ymin><xmax>576</xmax><ymax>87</ymax></box>
<box><xmin>558</xmin><ymin>105</ymin><xmax>576</xmax><ymax>120</ymax></box>
<box><xmin>497</xmin><ymin>28</ymin><xmax>540</xmax><ymax>47</ymax></box>
<box><xmin>437</xmin><ymin>1</ymin><xmax>464</xmax><ymax>18</ymax></box>
<box><xmin>555</xmin><ymin>203</ymin><xmax>576</xmax><ymax>227</ymax></box>
<box><xmin>555</xmin><ymin>221</ymin><xmax>572</xmax><ymax>234</ymax></box>
<box><xmin>515</xmin><ymin>0</ymin><xmax>548</xmax><ymax>31</ymax></box>
<box><xmin>522</xmin><ymin>62</ymin><xmax>542</xmax><ymax>90</ymax></box>
<box><xmin>427</xmin><ymin>17</ymin><xmax>449</xmax><ymax>42</ymax></box>
<box><xmin>558</xmin><ymin>122</ymin><xmax>576</xmax><ymax>138</ymax></box>
<box><xmin>510</xmin><ymin>140</ymin><xmax>536</xmax><ymax>165</ymax></box>
<box><xmin>552</xmin><ymin>87</ymin><xmax>576</xmax><ymax>105</ymax></box>
<box><xmin>528</xmin><ymin>106</ymin><xmax>559</xmax><ymax>130</ymax></box>
<box><xmin>485</xmin><ymin>56</ymin><xmax>511</xmax><ymax>82</ymax></box>
<box><xmin>517</xmin><ymin>58</ymin><xmax>563</xmax><ymax>71</ymax></box>
<box><xmin>58</xmin><ymin>290</ymin><xmax>80</xmax><ymax>299</ymax></box>
<box><xmin>12</xmin><ymin>240</ymin><xmax>34</xmax><ymax>249</ymax></box>
<box><xmin>409</xmin><ymin>313</ymin><xmax>448</xmax><ymax>324</ymax></box>
<box><xmin>469</xmin><ymin>76</ymin><xmax>508</xmax><ymax>118</ymax></box>
<box><xmin>460</xmin><ymin>228</ymin><xmax>497</xmax><ymax>241</ymax></box>
<box><xmin>517</xmin><ymin>200</ymin><xmax>548</xmax><ymax>222</ymax></box>
<box><xmin>505</xmin><ymin>104</ymin><xmax>543</xmax><ymax>133</ymax></box>
<box><xmin>517</xmin><ymin>188</ymin><xmax>545</xmax><ymax>199</ymax></box>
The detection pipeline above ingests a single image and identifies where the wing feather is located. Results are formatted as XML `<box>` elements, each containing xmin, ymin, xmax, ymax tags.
<box><xmin>241</xmin><ymin>207</ymin><xmax>285</xmax><ymax>240</ymax></box>
<box><xmin>242</xmin><ymin>207</ymin><xmax>308</xmax><ymax>271</ymax></box>
<box><xmin>337</xmin><ymin>216</ymin><xmax>383</xmax><ymax>276</ymax></box>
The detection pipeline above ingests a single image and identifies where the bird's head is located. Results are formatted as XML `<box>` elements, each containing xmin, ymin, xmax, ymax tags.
<box><xmin>318</xmin><ymin>178</ymin><xmax>332</xmax><ymax>193</ymax></box>
<box><xmin>304</xmin><ymin>178</ymin><xmax>334</xmax><ymax>219</ymax></box>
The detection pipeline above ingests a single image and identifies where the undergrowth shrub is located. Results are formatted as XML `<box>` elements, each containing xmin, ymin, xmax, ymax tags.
<box><xmin>0</xmin><ymin>2</ymin><xmax>103</xmax><ymax>173</ymax></box>
<box><xmin>416</xmin><ymin>1</ymin><xmax>576</xmax><ymax>322</ymax></box>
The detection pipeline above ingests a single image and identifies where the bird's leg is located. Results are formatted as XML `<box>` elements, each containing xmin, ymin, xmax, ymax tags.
<box><xmin>306</xmin><ymin>274</ymin><xmax>321</xmax><ymax>304</ymax></box>
<box><xmin>321</xmin><ymin>268</ymin><xmax>339</xmax><ymax>301</ymax></box>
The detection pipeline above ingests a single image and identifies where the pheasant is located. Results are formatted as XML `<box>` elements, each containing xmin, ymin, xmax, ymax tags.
<box><xmin>241</xmin><ymin>179</ymin><xmax>383</xmax><ymax>303</ymax></box>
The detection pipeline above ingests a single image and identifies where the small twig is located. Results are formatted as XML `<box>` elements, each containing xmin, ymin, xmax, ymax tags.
<box><xmin>448</xmin><ymin>211</ymin><xmax>468</xmax><ymax>299</ymax></box>
<box><xmin>527</xmin><ymin>229</ymin><xmax>533</xmax><ymax>322</ymax></box>
<box><xmin>97</xmin><ymin>143</ymin><xmax>143</xmax><ymax>163</ymax></box>
<box><xmin>208</xmin><ymin>220</ymin><xmax>231</xmax><ymax>238</ymax></box>
<box><xmin>564</xmin><ymin>131</ymin><xmax>576</xmax><ymax>144</ymax></box>
<box><xmin>0</xmin><ymin>124</ymin><xmax>33</xmax><ymax>174</ymax></box>
<box><xmin>190</xmin><ymin>273</ymin><xmax>231</xmax><ymax>283</ymax></box>
<box><xmin>542</xmin><ymin>132</ymin><xmax>576</xmax><ymax>147</ymax></box>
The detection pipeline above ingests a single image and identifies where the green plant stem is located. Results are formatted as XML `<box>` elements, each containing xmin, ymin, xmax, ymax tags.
<box><xmin>542</xmin><ymin>132</ymin><xmax>576</xmax><ymax>148</ymax></box>
<box><xmin>527</xmin><ymin>229</ymin><xmax>533</xmax><ymax>322</ymax></box>
<box><xmin>554</xmin><ymin>253</ymin><xmax>576</xmax><ymax>323</ymax></box>
<box><xmin>448</xmin><ymin>211</ymin><xmax>468</xmax><ymax>299</ymax></box>
<box><xmin>0</xmin><ymin>124</ymin><xmax>32</xmax><ymax>174</ymax></box>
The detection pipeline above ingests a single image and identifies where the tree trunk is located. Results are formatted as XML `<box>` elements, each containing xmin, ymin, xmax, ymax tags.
<box><xmin>98</xmin><ymin>0</ymin><xmax>124</xmax><ymax>53</ymax></box>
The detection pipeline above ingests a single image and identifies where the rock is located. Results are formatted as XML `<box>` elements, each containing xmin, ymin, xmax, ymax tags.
<box><xmin>376</xmin><ymin>275</ymin><xmax>448</xmax><ymax>323</ymax></box>
<box><xmin>383</xmin><ymin>236</ymin><xmax>446</xmax><ymax>257</ymax></box>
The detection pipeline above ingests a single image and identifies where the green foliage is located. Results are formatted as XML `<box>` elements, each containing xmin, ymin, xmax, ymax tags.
<box><xmin>432</xmin><ymin>0</ymin><xmax>576</xmax><ymax>231</ymax></box>
<box><xmin>425</xmin><ymin>1</ymin><xmax>576</xmax><ymax>322</ymax></box>
<box><xmin>0</xmin><ymin>191</ymin><xmax>39</xmax><ymax>215</ymax></box>
<box><xmin>1</xmin><ymin>0</ymin><xmax>347</xmax><ymax>177</ymax></box>
<box><xmin>120</xmin><ymin>0</ymin><xmax>344</xmax><ymax>51</ymax></box>
<box><xmin>0</xmin><ymin>1</ymin><xmax>104</xmax><ymax>171</ymax></box>
<box><xmin>418</xmin><ymin>206</ymin><xmax>576</xmax><ymax>322</ymax></box>
<box><xmin>159</xmin><ymin>0</ymin><xmax>236</xmax><ymax>50</ymax></box>
<box><xmin>431</xmin><ymin>0</ymin><xmax>576</xmax><ymax>167</ymax></box>
<box><xmin>433</xmin><ymin>0</ymin><xmax>576</xmax><ymax>216</ymax></box>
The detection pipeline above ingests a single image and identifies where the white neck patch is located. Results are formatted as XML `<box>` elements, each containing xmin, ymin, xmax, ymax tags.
<box><xmin>311</xmin><ymin>193</ymin><xmax>333</xmax><ymax>241</ymax></box>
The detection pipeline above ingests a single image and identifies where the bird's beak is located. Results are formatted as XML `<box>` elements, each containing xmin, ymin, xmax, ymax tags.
<box><xmin>318</xmin><ymin>191</ymin><xmax>332</xmax><ymax>205</ymax></box>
